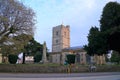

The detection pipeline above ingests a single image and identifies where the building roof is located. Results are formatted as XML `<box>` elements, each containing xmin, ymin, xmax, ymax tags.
<box><xmin>62</xmin><ymin>46</ymin><xmax>85</xmax><ymax>52</ymax></box>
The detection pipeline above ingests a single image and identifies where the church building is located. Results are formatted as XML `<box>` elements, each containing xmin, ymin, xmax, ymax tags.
<box><xmin>49</xmin><ymin>24</ymin><xmax>87</xmax><ymax>64</ymax></box>
<box><xmin>49</xmin><ymin>24</ymin><xmax>106</xmax><ymax>65</ymax></box>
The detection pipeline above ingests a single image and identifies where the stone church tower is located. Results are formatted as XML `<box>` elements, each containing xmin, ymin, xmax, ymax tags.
<box><xmin>52</xmin><ymin>24</ymin><xmax>70</xmax><ymax>52</ymax></box>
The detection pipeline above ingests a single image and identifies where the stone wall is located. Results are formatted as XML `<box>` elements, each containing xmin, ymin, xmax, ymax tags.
<box><xmin>0</xmin><ymin>64</ymin><xmax>120</xmax><ymax>73</ymax></box>
<box><xmin>94</xmin><ymin>54</ymin><xmax>106</xmax><ymax>65</ymax></box>
<box><xmin>49</xmin><ymin>51</ymin><xmax>88</xmax><ymax>65</ymax></box>
<box><xmin>49</xmin><ymin>52</ymin><xmax>61</xmax><ymax>64</ymax></box>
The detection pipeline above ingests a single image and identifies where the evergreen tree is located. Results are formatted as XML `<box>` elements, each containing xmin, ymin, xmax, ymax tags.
<box><xmin>110</xmin><ymin>51</ymin><xmax>120</xmax><ymax>64</ymax></box>
<box><xmin>100</xmin><ymin>2</ymin><xmax>120</xmax><ymax>53</ymax></box>
<box><xmin>24</xmin><ymin>38</ymin><xmax>43</xmax><ymax>56</ymax></box>
<box><xmin>100</xmin><ymin>2</ymin><xmax>120</xmax><ymax>32</ymax></box>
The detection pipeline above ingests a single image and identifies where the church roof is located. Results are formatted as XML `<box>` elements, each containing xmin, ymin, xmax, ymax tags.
<box><xmin>62</xmin><ymin>46</ymin><xmax>85</xmax><ymax>52</ymax></box>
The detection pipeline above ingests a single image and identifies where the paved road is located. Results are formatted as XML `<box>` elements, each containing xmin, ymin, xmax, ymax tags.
<box><xmin>0</xmin><ymin>72</ymin><xmax>120</xmax><ymax>80</ymax></box>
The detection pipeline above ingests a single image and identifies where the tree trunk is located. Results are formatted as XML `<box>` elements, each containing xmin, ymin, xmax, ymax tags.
<box><xmin>22</xmin><ymin>53</ymin><xmax>25</xmax><ymax>64</ymax></box>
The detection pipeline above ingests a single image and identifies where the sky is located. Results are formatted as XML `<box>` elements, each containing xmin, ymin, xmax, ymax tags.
<box><xmin>20</xmin><ymin>0</ymin><xmax>120</xmax><ymax>52</ymax></box>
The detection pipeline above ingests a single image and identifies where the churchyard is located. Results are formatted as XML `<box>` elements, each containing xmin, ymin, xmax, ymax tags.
<box><xmin>0</xmin><ymin>0</ymin><xmax>120</xmax><ymax>74</ymax></box>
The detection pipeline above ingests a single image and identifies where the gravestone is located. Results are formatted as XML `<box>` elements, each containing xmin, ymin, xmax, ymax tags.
<box><xmin>41</xmin><ymin>41</ymin><xmax>48</xmax><ymax>63</ymax></box>
<box><xmin>0</xmin><ymin>48</ymin><xmax>2</xmax><ymax>63</ymax></box>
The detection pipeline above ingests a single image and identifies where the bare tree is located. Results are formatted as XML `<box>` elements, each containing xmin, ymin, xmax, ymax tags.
<box><xmin>0</xmin><ymin>0</ymin><xmax>36</xmax><ymax>55</ymax></box>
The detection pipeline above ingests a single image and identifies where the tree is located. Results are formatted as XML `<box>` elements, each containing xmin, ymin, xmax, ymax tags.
<box><xmin>34</xmin><ymin>52</ymin><xmax>42</xmax><ymax>63</ymax></box>
<box><xmin>0</xmin><ymin>0</ymin><xmax>35</xmax><ymax>55</ymax></box>
<box><xmin>110</xmin><ymin>51</ymin><xmax>120</xmax><ymax>64</ymax></box>
<box><xmin>1</xmin><ymin>34</ymin><xmax>32</xmax><ymax>56</ymax></box>
<box><xmin>100</xmin><ymin>2</ymin><xmax>120</xmax><ymax>53</ymax></box>
<box><xmin>23</xmin><ymin>38</ymin><xmax>49</xmax><ymax>64</ymax></box>
<box><xmin>108</xmin><ymin>31</ymin><xmax>120</xmax><ymax>53</ymax></box>
<box><xmin>24</xmin><ymin>38</ymin><xmax>43</xmax><ymax>56</ymax></box>
<box><xmin>22</xmin><ymin>38</ymin><xmax>43</xmax><ymax>64</ymax></box>
<box><xmin>85</xmin><ymin>27</ymin><xmax>103</xmax><ymax>56</ymax></box>
<box><xmin>100</xmin><ymin>2</ymin><xmax>120</xmax><ymax>32</ymax></box>
<box><xmin>85</xmin><ymin>2</ymin><xmax>120</xmax><ymax>61</ymax></box>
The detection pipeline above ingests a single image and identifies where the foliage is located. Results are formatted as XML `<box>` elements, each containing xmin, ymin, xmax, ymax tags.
<box><xmin>108</xmin><ymin>29</ymin><xmax>120</xmax><ymax>53</ymax></box>
<box><xmin>24</xmin><ymin>38</ymin><xmax>43</xmax><ymax>56</ymax></box>
<box><xmin>0</xmin><ymin>0</ymin><xmax>35</xmax><ymax>55</ymax></box>
<box><xmin>23</xmin><ymin>38</ymin><xmax>49</xmax><ymax>64</ymax></box>
<box><xmin>100</xmin><ymin>2</ymin><xmax>120</xmax><ymax>53</ymax></box>
<box><xmin>66</xmin><ymin>54</ymin><xmax>76</xmax><ymax>64</ymax></box>
<box><xmin>21</xmin><ymin>38</ymin><xmax>43</xmax><ymax>64</ymax></box>
<box><xmin>87</xmin><ymin>27</ymin><xmax>99</xmax><ymax>55</ymax></box>
<box><xmin>85</xmin><ymin>2</ymin><xmax>120</xmax><ymax>56</ymax></box>
<box><xmin>84</xmin><ymin>27</ymin><xmax>107</xmax><ymax>56</ymax></box>
<box><xmin>1</xmin><ymin>34</ymin><xmax>32</xmax><ymax>56</ymax></box>
<box><xmin>100</xmin><ymin>2</ymin><xmax>120</xmax><ymax>32</ymax></box>
<box><xmin>110</xmin><ymin>51</ymin><xmax>120</xmax><ymax>64</ymax></box>
<box><xmin>8</xmin><ymin>54</ymin><xmax>18</xmax><ymax>64</ymax></box>
<box><xmin>34</xmin><ymin>52</ymin><xmax>42</xmax><ymax>63</ymax></box>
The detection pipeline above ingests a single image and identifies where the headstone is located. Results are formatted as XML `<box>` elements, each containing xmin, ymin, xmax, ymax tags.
<box><xmin>0</xmin><ymin>48</ymin><xmax>2</xmax><ymax>63</ymax></box>
<box><xmin>25</xmin><ymin>56</ymin><xmax>34</xmax><ymax>63</ymax></box>
<box><xmin>90</xmin><ymin>56</ymin><xmax>94</xmax><ymax>64</ymax></box>
<box><xmin>41</xmin><ymin>41</ymin><xmax>48</xmax><ymax>63</ymax></box>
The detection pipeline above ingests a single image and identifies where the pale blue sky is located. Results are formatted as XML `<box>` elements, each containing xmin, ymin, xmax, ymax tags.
<box><xmin>21</xmin><ymin>0</ymin><xmax>120</xmax><ymax>51</ymax></box>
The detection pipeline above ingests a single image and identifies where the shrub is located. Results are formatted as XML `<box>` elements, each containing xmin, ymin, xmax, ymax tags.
<box><xmin>8</xmin><ymin>54</ymin><xmax>18</xmax><ymax>64</ymax></box>
<box><xmin>66</xmin><ymin>54</ymin><xmax>76</xmax><ymax>65</ymax></box>
<box><xmin>34</xmin><ymin>53</ymin><xmax>42</xmax><ymax>63</ymax></box>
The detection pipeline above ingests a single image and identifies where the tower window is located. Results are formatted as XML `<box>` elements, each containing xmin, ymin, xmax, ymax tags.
<box><xmin>56</xmin><ymin>40</ymin><xmax>58</xmax><ymax>43</ymax></box>
<box><xmin>56</xmin><ymin>31</ymin><xmax>58</xmax><ymax>36</ymax></box>
<box><xmin>64</xmin><ymin>32</ymin><xmax>66</xmax><ymax>37</ymax></box>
